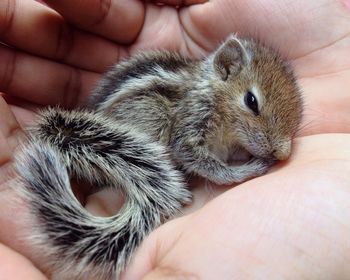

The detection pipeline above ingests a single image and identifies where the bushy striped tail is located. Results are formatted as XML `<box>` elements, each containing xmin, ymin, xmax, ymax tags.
<box><xmin>16</xmin><ymin>108</ymin><xmax>191</xmax><ymax>279</ymax></box>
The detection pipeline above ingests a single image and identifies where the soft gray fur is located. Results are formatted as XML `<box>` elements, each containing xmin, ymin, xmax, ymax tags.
<box><xmin>15</xmin><ymin>35</ymin><xmax>302</xmax><ymax>279</ymax></box>
<box><xmin>17</xmin><ymin>109</ymin><xmax>190</xmax><ymax>279</ymax></box>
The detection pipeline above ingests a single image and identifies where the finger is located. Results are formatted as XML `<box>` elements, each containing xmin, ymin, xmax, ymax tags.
<box><xmin>0</xmin><ymin>98</ymin><xmax>33</xmax><ymax>262</ymax></box>
<box><xmin>148</xmin><ymin>0</ymin><xmax>208</xmax><ymax>6</ymax></box>
<box><xmin>0</xmin><ymin>44</ymin><xmax>100</xmax><ymax>107</ymax></box>
<box><xmin>43</xmin><ymin>0</ymin><xmax>145</xmax><ymax>44</ymax></box>
<box><xmin>1</xmin><ymin>94</ymin><xmax>38</xmax><ymax>128</ymax></box>
<box><xmin>179</xmin><ymin>0</ymin><xmax>350</xmax><ymax>57</ymax></box>
<box><xmin>298</xmin><ymin>70</ymin><xmax>350</xmax><ymax>136</ymax></box>
<box><xmin>0</xmin><ymin>96</ymin><xmax>23</xmax><ymax>195</ymax></box>
<box><xmin>121</xmin><ymin>217</ymin><xmax>189</xmax><ymax>280</ymax></box>
<box><xmin>0</xmin><ymin>96</ymin><xmax>23</xmax><ymax>161</ymax></box>
<box><xmin>0</xmin><ymin>0</ymin><xmax>124</xmax><ymax>73</ymax></box>
<box><xmin>0</xmin><ymin>243</ymin><xmax>47</xmax><ymax>280</ymax></box>
<box><xmin>85</xmin><ymin>188</ymin><xmax>124</xmax><ymax>217</ymax></box>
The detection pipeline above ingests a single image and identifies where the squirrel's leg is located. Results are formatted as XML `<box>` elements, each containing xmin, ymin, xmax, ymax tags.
<box><xmin>173</xmin><ymin>142</ymin><xmax>272</xmax><ymax>185</ymax></box>
<box><xmin>170</xmin><ymin>112</ymin><xmax>273</xmax><ymax>185</ymax></box>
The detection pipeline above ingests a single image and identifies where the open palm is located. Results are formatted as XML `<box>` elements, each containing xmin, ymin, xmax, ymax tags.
<box><xmin>0</xmin><ymin>0</ymin><xmax>350</xmax><ymax>279</ymax></box>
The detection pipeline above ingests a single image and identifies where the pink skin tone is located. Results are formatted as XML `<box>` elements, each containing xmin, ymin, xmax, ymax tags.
<box><xmin>343</xmin><ymin>0</ymin><xmax>350</xmax><ymax>10</ymax></box>
<box><xmin>1</xmin><ymin>0</ymin><xmax>350</xmax><ymax>279</ymax></box>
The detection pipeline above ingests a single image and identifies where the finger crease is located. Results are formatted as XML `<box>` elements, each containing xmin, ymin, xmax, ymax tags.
<box><xmin>7</xmin><ymin>124</ymin><xmax>22</xmax><ymax>141</ymax></box>
<box><xmin>178</xmin><ymin>13</ymin><xmax>210</xmax><ymax>57</ymax></box>
<box><xmin>0</xmin><ymin>0</ymin><xmax>16</xmax><ymax>38</ymax></box>
<box><xmin>63</xmin><ymin>68</ymin><xmax>82</xmax><ymax>109</ymax></box>
<box><xmin>155</xmin><ymin>265</ymin><xmax>200</xmax><ymax>280</ymax></box>
<box><xmin>127</xmin><ymin>1</ymin><xmax>146</xmax><ymax>47</ymax></box>
<box><xmin>6</xmin><ymin>126</ymin><xmax>22</xmax><ymax>154</ymax></box>
<box><xmin>174</xmin><ymin>0</ymin><xmax>184</xmax><ymax>7</ymax></box>
<box><xmin>89</xmin><ymin>0</ymin><xmax>112</xmax><ymax>28</ymax></box>
<box><xmin>1</xmin><ymin>49</ymin><xmax>17</xmax><ymax>93</ymax></box>
<box><xmin>292</xmin><ymin>31</ymin><xmax>350</xmax><ymax>61</ymax></box>
<box><xmin>55</xmin><ymin>21</ymin><xmax>75</xmax><ymax>62</ymax></box>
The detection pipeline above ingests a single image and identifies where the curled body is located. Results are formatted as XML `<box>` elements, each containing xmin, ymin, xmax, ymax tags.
<box><xmin>15</xmin><ymin>35</ymin><xmax>303</xmax><ymax>279</ymax></box>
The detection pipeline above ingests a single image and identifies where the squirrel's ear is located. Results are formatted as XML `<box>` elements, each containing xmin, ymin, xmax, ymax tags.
<box><xmin>213</xmin><ymin>36</ymin><xmax>250</xmax><ymax>81</ymax></box>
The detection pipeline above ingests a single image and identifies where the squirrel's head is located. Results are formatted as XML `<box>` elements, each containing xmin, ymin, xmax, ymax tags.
<box><xmin>210</xmin><ymin>35</ymin><xmax>303</xmax><ymax>161</ymax></box>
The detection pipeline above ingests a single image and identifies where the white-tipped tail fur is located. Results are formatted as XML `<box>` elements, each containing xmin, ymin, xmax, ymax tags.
<box><xmin>16</xmin><ymin>108</ymin><xmax>191</xmax><ymax>279</ymax></box>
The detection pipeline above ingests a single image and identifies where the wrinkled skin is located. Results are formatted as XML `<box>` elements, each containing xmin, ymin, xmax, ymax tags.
<box><xmin>0</xmin><ymin>0</ymin><xmax>350</xmax><ymax>279</ymax></box>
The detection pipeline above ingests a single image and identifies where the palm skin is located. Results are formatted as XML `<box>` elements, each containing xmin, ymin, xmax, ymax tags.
<box><xmin>0</xmin><ymin>0</ymin><xmax>350</xmax><ymax>279</ymax></box>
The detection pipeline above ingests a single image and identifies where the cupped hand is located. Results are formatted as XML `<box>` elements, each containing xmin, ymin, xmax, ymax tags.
<box><xmin>123</xmin><ymin>134</ymin><xmax>350</xmax><ymax>279</ymax></box>
<box><xmin>0</xmin><ymin>0</ymin><xmax>350</xmax><ymax>279</ymax></box>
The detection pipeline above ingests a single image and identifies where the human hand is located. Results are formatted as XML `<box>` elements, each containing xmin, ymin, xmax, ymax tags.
<box><xmin>122</xmin><ymin>134</ymin><xmax>350</xmax><ymax>279</ymax></box>
<box><xmin>1</xmin><ymin>0</ymin><xmax>349</xmax><ymax>129</ymax></box>
<box><xmin>0</xmin><ymin>0</ymin><xmax>350</xmax><ymax>278</ymax></box>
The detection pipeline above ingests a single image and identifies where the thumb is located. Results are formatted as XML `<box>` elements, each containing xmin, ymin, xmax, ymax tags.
<box><xmin>121</xmin><ymin>217</ymin><xmax>191</xmax><ymax>280</ymax></box>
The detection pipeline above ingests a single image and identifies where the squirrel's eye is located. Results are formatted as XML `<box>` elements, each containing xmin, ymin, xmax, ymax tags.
<box><xmin>244</xmin><ymin>91</ymin><xmax>259</xmax><ymax>115</ymax></box>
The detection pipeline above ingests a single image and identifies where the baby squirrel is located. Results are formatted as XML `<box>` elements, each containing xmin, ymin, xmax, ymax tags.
<box><xmin>15</xmin><ymin>35</ymin><xmax>303</xmax><ymax>279</ymax></box>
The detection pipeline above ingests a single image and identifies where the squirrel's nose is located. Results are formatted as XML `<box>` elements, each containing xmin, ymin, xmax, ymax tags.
<box><xmin>271</xmin><ymin>140</ymin><xmax>291</xmax><ymax>161</ymax></box>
